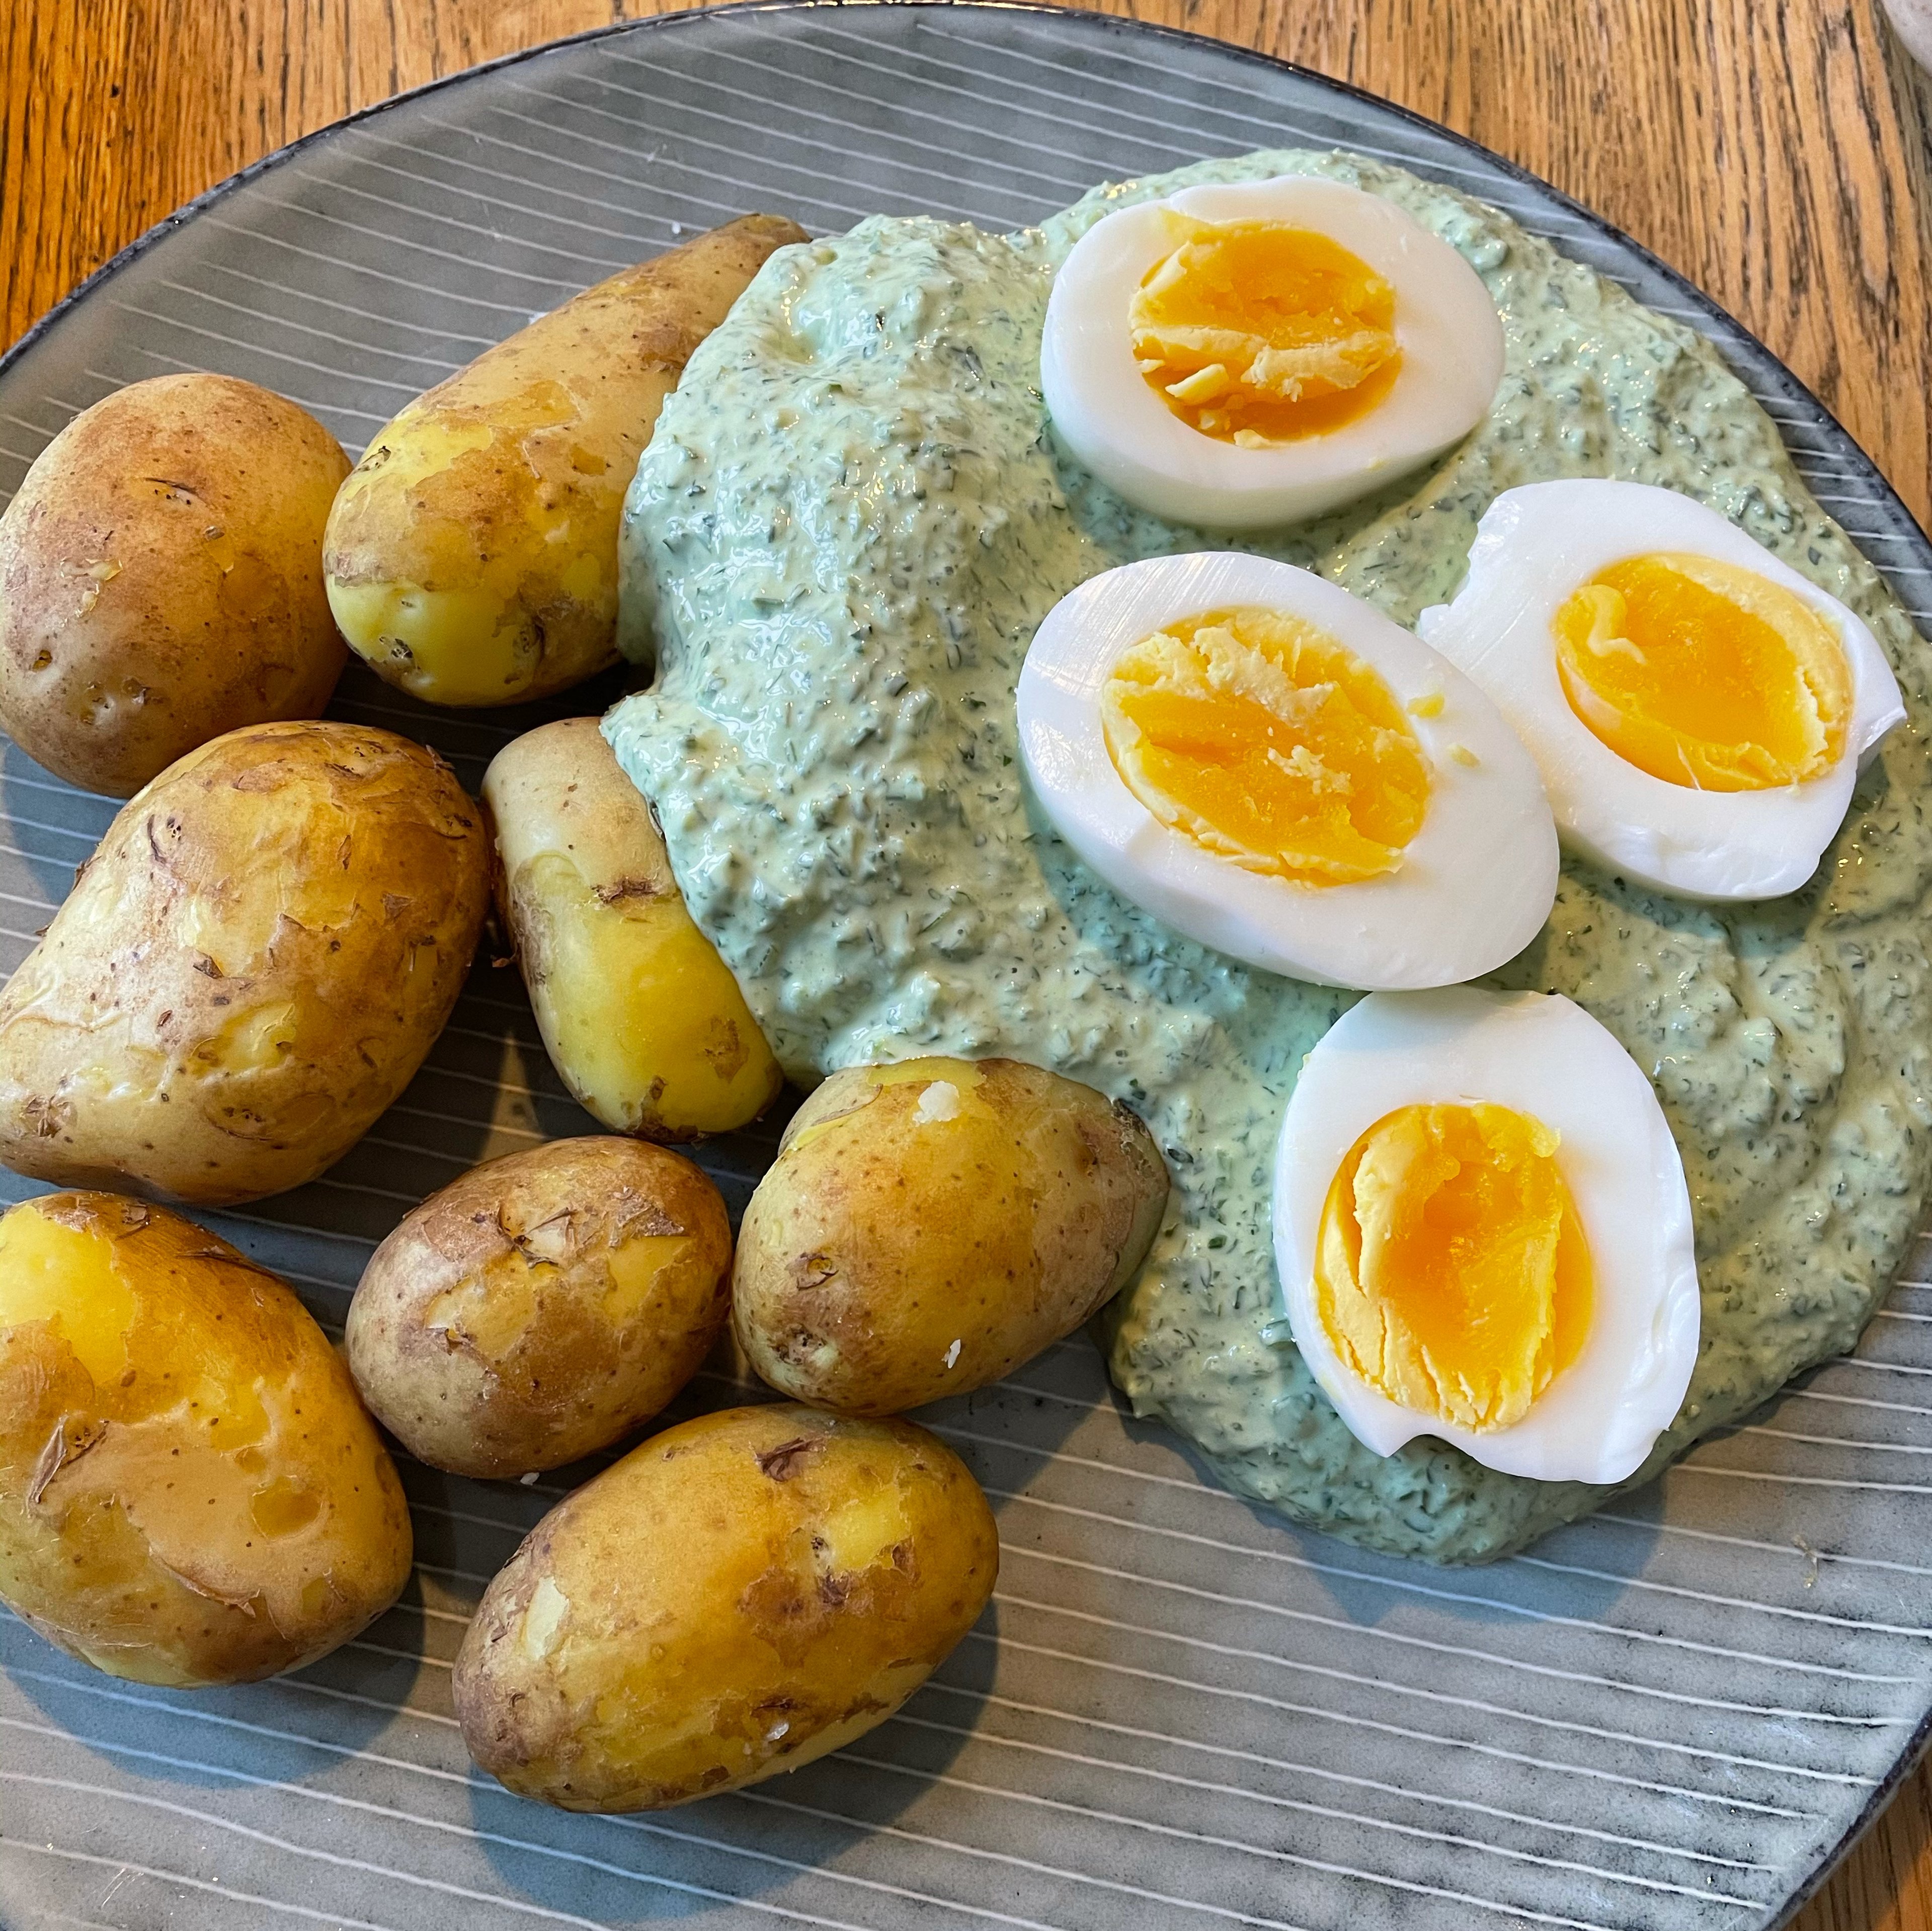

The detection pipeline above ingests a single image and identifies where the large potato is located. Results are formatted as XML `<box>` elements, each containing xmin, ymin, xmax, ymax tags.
<box><xmin>482</xmin><ymin>718</ymin><xmax>782</xmax><ymax>1138</ymax></box>
<box><xmin>0</xmin><ymin>719</ymin><xmax>491</xmax><ymax>1205</ymax></box>
<box><xmin>0</xmin><ymin>1191</ymin><xmax>411</xmax><ymax>1686</ymax></box>
<box><xmin>346</xmin><ymin>1136</ymin><xmax>733</xmax><ymax>1478</ymax></box>
<box><xmin>735</xmin><ymin>1057</ymin><xmax>1169</xmax><ymax>1414</ymax></box>
<box><xmin>0</xmin><ymin>374</ymin><xmax>350</xmax><ymax>796</ymax></box>
<box><xmin>454</xmin><ymin>1404</ymin><xmax>996</xmax><ymax>1809</ymax></box>
<box><xmin>323</xmin><ymin>214</ymin><xmax>808</xmax><ymax>706</ymax></box>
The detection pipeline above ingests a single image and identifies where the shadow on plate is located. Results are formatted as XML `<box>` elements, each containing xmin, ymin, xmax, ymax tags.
<box><xmin>1075</xmin><ymin>1362</ymin><xmax>1662</xmax><ymax>1633</ymax></box>
<box><xmin>0</xmin><ymin>1581</ymin><xmax>428</xmax><ymax>1788</ymax></box>
<box><xmin>0</xmin><ymin>736</ymin><xmax>118</xmax><ymax>913</ymax></box>
<box><xmin>464</xmin><ymin>1599</ymin><xmax>1002</xmax><ymax>1922</ymax></box>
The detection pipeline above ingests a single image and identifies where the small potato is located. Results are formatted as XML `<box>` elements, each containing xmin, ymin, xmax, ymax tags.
<box><xmin>0</xmin><ymin>1191</ymin><xmax>411</xmax><ymax>1686</ymax></box>
<box><xmin>0</xmin><ymin>719</ymin><xmax>491</xmax><ymax>1205</ymax></box>
<box><xmin>323</xmin><ymin>214</ymin><xmax>808</xmax><ymax>706</ymax></box>
<box><xmin>482</xmin><ymin>718</ymin><xmax>782</xmax><ymax>1139</ymax></box>
<box><xmin>346</xmin><ymin>1137</ymin><xmax>733</xmax><ymax>1478</ymax></box>
<box><xmin>735</xmin><ymin>1057</ymin><xmax>1169</xmax><ymax>1415</ymax></box>
<box><xmin>0</xmin><ymin>374</ymin><xmax>350</xmax><ymax>795</ymax></box>
<box><xmin>454</xmin><ymin>1403</ymin><xmax>997</xmax><ymax>1809</ymax></box>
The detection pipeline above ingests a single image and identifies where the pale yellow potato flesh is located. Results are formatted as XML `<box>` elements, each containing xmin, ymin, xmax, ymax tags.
<box><xmin>734</xmin><ymin>1056</ymin><xmax>1170</xmax><ymax>1415</ymax></box>
<box><xmin>453</xmin><ymin>1404</ymin><xmax>998</xmax><ymax>1809</ymax></box>
<box><xmin>345</xmin><ymin>1136</ymin><xmax>733</xmax><ymax>1478</ymax></box>
<box><xmin>322</xmin><ymin>214</ymin><xmax>808</xmax><ymax>706</ymax></box>
<box><xmin>0</xmin><ymin>1191</ymin><xmax>411</xmax><ymax>1686</ymax></box>
<box><xmin>0</xmin><ymin>373</ymin><xmax>350</xmax><ymax>796</ymax></box>
<box><xmin>0</xmin><ymin>719</ymin><xmax>492</xmax><ymax>1205</ymax></box>
<box><xmin>482</xmin><ymin>717</ymin><xmax>782</xmax><ymax>1139</ymax></box>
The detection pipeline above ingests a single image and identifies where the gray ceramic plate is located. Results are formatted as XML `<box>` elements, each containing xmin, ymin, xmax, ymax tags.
<box><xmin>4</xmin><ymin>7</ymin><xmax>1931</xmax><ymax>1928</ymax></box>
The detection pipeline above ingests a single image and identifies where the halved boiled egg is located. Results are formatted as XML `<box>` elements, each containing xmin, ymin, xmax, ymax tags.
<box><xmin>1273</xmin><ymin>987</ymin><xmax>1699</xmax><ymax>1485</ymax></box>
<box><xmin>1417</xmin><ymin>480</ymin><xmax>1906</xmax><ymax>899</ymax></box>
<box><xmin>1041</xmin><ymin>176</ymin><xmax>1506</xmax><ymax>530</ymax></box>
<box><xmin>1015</xmin><ymin>552</ymin><xmax>1559</xmax><ymax>990</ymax></box>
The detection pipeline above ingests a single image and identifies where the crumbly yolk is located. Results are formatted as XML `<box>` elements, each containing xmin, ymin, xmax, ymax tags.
<box><xmin>1553</xmin><ymin>552</ymin><xmax>1852</xmax><ymax>790</ymax></box>
<box><xmin>1129</xmin><ymin>217</ymin><xmax>1403</xmax><ymax>445</ymax></box>
<box><xmin>1102</xmin><ymin>606</ymin><xmax>1430</xmax><ymax>886</ymax></box>
<box><xmin>1314</xmin><ymin>1103</ymin><xmax>1594</xmax><ymax>1433</ymax></box>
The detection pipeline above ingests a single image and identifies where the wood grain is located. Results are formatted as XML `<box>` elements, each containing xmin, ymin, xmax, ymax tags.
<box><xmin>2</xmin><ymin>1</ymin><xmax>1930</xmax><ymax>1925</ymax></box>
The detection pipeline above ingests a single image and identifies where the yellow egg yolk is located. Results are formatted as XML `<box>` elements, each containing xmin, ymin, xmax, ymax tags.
<box><xmin>1552</xmin><ymin>551</ymin><xmax>1852</xmax><ymax>791</ymax></box>
<box><xmin>1314</xmin><ymin>1103</ymin><xmax>1594</xmax><ymax>1433</ymax></box>
<box><xmin>1129</xmin><ymin>217</ymin><xmax>1403</xmax><ymax>445</ymax></box>
<box><xmin>1101</xmin><ymin>606</ymin><xmax>1430</xmax><ymax>887</ymax></box>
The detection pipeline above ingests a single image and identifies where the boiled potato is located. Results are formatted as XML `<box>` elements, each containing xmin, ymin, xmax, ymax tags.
<box><xmin>0</xmin><ymin>374</ymin><xmax>350</xmax><ymax>796</ymax></box>
<box><xmin>481</xmin><ymin>718</ymin><xmax>782</xmax><ymax>1138</ymax></box>
<box><xmin>454</xmin><ymin>1403</ymin><xmax>996</xmax><ymax>1809</ymax></box>
<box><xmin>0</xmin><ymin>1191</ymin><xmax>411</xmax><ymax>1686</ymax></box>
<box><xmin>735</xmin><ymin>1057</ymin><xmax>1169</xmax><ymax>1414</ymax></box>
<box><xmin>323</xmin><ymin>214</ymin><xmax>808</xmax><ymax>707</ymax></box>
<box><xmin>346</xmin><ymin>1136</ymin><xmax>733</xmax><ymax>1478</ymax></box>
<box><xmin>0</xmin><ymin>719</ymin><xmax>491</xmax><ymax>1205</ymax></box>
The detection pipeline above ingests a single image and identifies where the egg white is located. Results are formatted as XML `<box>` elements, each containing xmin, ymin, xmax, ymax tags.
<box><xmin>1041</xmin><ymin>176</ymin><xmax>1506</xmax><ymax>531</ymax></box>
<box><xmin>1273</xmin><ymin>987</ymin><xmax>1700</xmax><ymax>1486</ymax></box>
<box><xmin>1416</xmin><ymin>479</ymin><xmax>1907</xmax><ymax>900</ymax></box>
<box><xmin>1015</xmin><ymin>552</ymin><xmax>1559</xmax><ymax>990</ymax></box>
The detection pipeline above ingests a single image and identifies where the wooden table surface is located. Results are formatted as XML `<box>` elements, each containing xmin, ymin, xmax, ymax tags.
<box><xmin>4</xmin><ymin>1</ymin><xmax>1931</xmax><ymax>1925</ymax></box>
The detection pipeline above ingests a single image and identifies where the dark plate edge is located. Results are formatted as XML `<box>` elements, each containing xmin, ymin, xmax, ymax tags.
<box><xmin>0</xmin><ymin>0</ymin><xmax>828</xmax><ymax>389</ymax></box>
<box><xmin>2</xmin><ymin>4</ymin><xmax>1925</xmax><ymax>1922</ymax></box>
<box><xmin>1769</xmin><ymin>1717</ymin><xmax>1932</xmax><ymax>1931</ymax></box>
<box><xmin>2</xmin><ymin>0</ymin><xmax>1924</xmax><ymax>558</ymax></box>
<box><xmin>995</xmin><ymin>2</ymin><xmax>1932</xmax><ymax>561</ymax></box>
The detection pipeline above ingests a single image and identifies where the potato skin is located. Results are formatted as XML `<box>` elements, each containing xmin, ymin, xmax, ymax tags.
<box><xmin>0</xmin><ymin>1191</ymin><xmax>411</xmax><ymax>1686</ymax></box>
<box><xmin>346</xmin><ymin>1137</ymin><xmax>734</xmax><ymax>1478</ymax></box>
<box><xmin>0</xmin><ymin>719</ymin><xmax>491</xmax><ymax>1205</ymax></box>
<box><xmin>323</xmin><ymin>214</ymin><xmax>808</xmax><ymax>707</ymax></box>
<box><xmin>735</xmin><ymin>1057</ymin><xmax>1169</xmax><ymax>1415</ymax></box>
<box><xmin>482</xmin><ymin>718</ymin><xmax>783</xmax><ymax>1139</ymax></box>
<box><xmin>0</xmin><ymin>375</ymin><xmax>350</xmax><ymax>796</ymax></box>
<box><xmin>454</xmin><ymin>1404</ymin><xmax>997</xmax><ymax>1809</ymax></box>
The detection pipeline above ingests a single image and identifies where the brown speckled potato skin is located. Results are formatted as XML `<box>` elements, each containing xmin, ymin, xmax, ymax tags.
<box><xmin>0</xmin><ymin>719</ymin><xmax>491</xmax><ymax>1205</ymax></box>
<box><xmin>481</xmin><ymin>718</ymin><xmax>785</xmax><ymax>1140</ymax></box>
<box><xmin>323</xmin><ymin>214</ymin><xmax>809</xmax><ymax>706</ymax></box>
<box><xmin>733</xmin><ymin>1057</ymin><xmax>1170</xmax><ymax>1416</ymax></box>
<box><xmin>345</xmin><ymin>1137</ymin><xmax>733</xmax><ymax>1478</ymax></box>
<box><xmin>0</xmin><ymin>374</ymin><xmax>350</xmax><ymax>796</ymax></box>
<box><xmin>0</xmin><ymin>1192</ymin><xmax>411</xmax><ymax>1687</ymax></box>
<box><xmin>453</xmin><ymin>1404</ymin><xmax>998</xmax><ymax>1810</ymax></box>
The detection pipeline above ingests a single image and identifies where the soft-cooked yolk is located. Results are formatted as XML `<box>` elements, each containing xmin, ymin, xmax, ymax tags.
<box><xmin>1314</xmin><ymin>1103</ymin><xmax>1594</xmax><ymax>1433</ymax></box>
<box><xmin>1553</xmin><ymin>552</ymin><xmax>1852</xmax><ymax>791</ymax></box>
<box><xmin>1129</xmin><ymin>217</ymin><xmax>1403</xmax><ymax>445</ymax></box>
<box><xmin>1102</xmin><ymin>605</ymin><xmax>1430</xmax><ymax>886</ymax></box>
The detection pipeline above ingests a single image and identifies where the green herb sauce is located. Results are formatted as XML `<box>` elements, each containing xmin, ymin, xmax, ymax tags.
<box><xmin>607</xmin><ymin>150</ymin><xmax>1932</xmax><ymax>1562</ymax></box>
